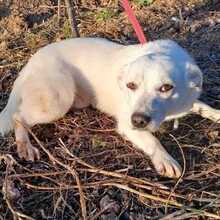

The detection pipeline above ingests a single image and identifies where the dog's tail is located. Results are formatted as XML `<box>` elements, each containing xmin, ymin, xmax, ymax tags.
<box><xmin>0</xmin><ymin>75</ymin><xmax>23</xmax><ymax>136</ymax></box>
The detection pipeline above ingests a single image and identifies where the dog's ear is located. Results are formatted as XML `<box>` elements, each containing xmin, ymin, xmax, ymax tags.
<box><xmin>117</xmin><ymin>64</ymin><xmax>129</xmax><ymax>90</ymax></box>
<box><xmin>186</xmin><ymin>62</ymin><xmax>203</xmax><ymax>91</ymax></box>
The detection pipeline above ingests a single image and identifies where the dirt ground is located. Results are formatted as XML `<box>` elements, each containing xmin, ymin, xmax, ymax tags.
<box><xmin>0</xmin><ymin>0</ymin><xmax>220</xmax><ymax>219</ymax></box>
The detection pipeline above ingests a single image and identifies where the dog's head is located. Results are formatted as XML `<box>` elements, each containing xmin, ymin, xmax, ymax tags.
<box><xmin>117</xmin><ymin>41</ymin><xmax>203</xmax><ymax>132</ymax></box>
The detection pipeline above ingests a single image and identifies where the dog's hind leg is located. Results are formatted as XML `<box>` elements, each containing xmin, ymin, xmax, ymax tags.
<box><xmin>12</xmin><ymin>90</ymin><xmax>74</xmax><ymax>161</ymax></box>
<box><xmin>191</xmin><ymin>100</ymin><xmax>220</xmax><ymax>122</ymax></box>
<box><xmin>13</xmin><ymin>113</ymin><xmax>40</xmax><ymax>161</ymax></box>
<box><xmin>11</xmin><ymin>73</ymin><xmax>75</xmax><ymax>161</ymax></box>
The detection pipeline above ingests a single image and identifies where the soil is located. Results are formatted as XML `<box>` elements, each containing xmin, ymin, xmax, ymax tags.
<box><xmin>0</xmin><ymin>0</ymin><xmax>220</xmax><ymax>219</ymax></box>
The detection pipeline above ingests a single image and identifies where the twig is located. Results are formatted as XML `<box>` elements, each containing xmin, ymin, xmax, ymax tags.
<box><xmin>64</xmin><ymin>0</ymin><xmax>80</xmax><ymax>37</ymax></box>
<box><xmin>2</xmin><ymin>156</ymin><xmax>34</xmax><ymax>220</ymax></box>
<box><xmin>185</xmin><ymin>163</ymin><xmax>220</xmax><ymax>180</ymax></box>
<box><xmin>131</xmin><ymin>182</ymin><xmax>189</xmax><ymax>201</ymax></box>
<box><xmin>77</xmin><ymin>167</ymin><xmax>163</xmax><ymax>188</ymax></box>
<box><xmin>39</xmin><ymin>5</ymin><xmax>66</xmax><ymax>8</ymax></box>
<box><xmin>9</xmin><ymin>170</ymin><xmax>68</xmax><ymax>179</ymax></box>
<box><xmin>86</xmin><ymin>128</ymin><xmax>116</xmax><ymax>133</ymax></box>
<box><xmin>23</xmin><ymin>179</ymin><xmax>119</xmax><ymax>191</ymax></box>
<box><xmin>165</xmin><ymin>134</ymin><xmax>186</xmax><ymax>212</ymax></box>
<box><xmin>58</xmin><ymin>0</ymin><xmax>61</xmax><ymax>26</ymax></box>
<box><xmin>72</xmin><ymin>169</ymin><xmax>87</xmax><ymax>220</ymax></box>
<box><xmin>114</xmin><ymin>183</ymin><xmax>183</xmax><ymax>207</ymax></box>
<box><xmin>159</xmin><ymin>210</ymin><xmax>185</xmax><ymax>220</ymax></box>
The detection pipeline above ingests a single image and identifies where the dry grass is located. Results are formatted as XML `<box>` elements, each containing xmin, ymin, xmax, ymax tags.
<box><xmin>0</xmin><ymin>0</ymin><xmax>220</xmax><ymax>219</ymax></box>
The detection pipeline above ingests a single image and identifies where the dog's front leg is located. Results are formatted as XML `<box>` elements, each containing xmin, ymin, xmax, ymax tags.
<box><xmin>117</xmin><ymin>123</ymin><xmax>182</xmax><ymax>178</ymax></box>
<box><xmin>191</xmin><ymin>100</ymin><xmax>220</xmax><ymax>122</ymax></box>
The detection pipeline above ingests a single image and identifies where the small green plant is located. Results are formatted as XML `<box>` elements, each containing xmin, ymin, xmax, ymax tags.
<box><xmin>139</xmin><ymin>0</ymin><xmax>154</xmax><ymax>4</ymax></box>
<box><xmin>92</xmin><ymin>139</ymin><xmax>107</xmax><ymax>148</ymax></box>
<box><xmin>96</xmin><ymin>9</ymin><xmax>112</xmax><ymax>21</ymax></box>
<box><xmin>62</xmin><ymin>19</ymin><xmax>72</xmax><ymax>39</ymax></box>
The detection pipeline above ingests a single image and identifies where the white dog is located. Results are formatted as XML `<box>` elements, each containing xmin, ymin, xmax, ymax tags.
<box><xmin>0</xmin><ymin>38</ymin><xmax>219</xmax><ymax>178</ymax></box>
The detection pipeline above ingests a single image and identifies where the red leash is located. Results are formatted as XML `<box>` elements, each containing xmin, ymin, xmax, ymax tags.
<box><xmin>120</xmin><ymin>0</ymin><xmax>147</xmax><ymax>44</ymax></box>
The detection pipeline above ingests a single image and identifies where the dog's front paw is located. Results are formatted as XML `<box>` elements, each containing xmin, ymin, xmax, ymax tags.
<box><xmin>17</xmin><ymin>140</ymin><xmax>40</xmax><ymax>161</ymax></box>
<box><xmin>212</xmin><ymin>110</ymin><xmax>220</xmax><ymax>123</ymax></box>
<box><xmin>151</xmin><ymin>152</ymin><xmax>182</xmax><ymax>178</ymax></box>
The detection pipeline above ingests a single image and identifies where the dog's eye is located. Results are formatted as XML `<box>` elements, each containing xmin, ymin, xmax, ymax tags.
<box><xmin>159</xmin><ymin>84</ymin><xmax>174</xmax><ymax>92</ymax></box>
<box><xmin>126</xmin><ymin>82</ymin><xmax>137</xmax><ymax>90</ymax></box>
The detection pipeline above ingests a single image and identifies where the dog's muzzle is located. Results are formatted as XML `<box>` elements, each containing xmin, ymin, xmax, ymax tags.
<box><xmin>131</xmin><ymin>112</ymin><xmax>151</xmax><ymax>129</ymax></box>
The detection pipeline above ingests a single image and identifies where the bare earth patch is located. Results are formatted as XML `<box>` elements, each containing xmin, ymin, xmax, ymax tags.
<box><xmin>0</xmin><ymin>0</ymin><xmax>219</xmax><ymax>219</ymax></box>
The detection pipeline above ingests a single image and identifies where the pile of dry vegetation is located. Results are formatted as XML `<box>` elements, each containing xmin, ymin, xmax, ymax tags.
<box><xmin>0</xmin><ymin>0</ymin><xmax>219</xmax><ymax>219</ymax></box>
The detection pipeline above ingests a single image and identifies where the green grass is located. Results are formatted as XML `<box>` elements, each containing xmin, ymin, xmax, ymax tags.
<box><xmin>139</xmin><ymin>0</ymin><xmax>154</xmax><ymax>4</ymax></box>
<box><xmin>62</xmin><ymin>19</ymin><xmax>72</xmax><ymax>39</ymax></box>
<box><xmin>92</xmin><ymin>139</ymin><xmax>107</xmax><ymax>148</ymax></box>
<box><xmin>96</xmin><ymin>9</ymin><xmax>112</xmax><ymax>21</ymax></box>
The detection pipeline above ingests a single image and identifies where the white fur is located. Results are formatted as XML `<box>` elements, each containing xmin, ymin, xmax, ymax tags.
<box><xmin>0</xmin><ymin>38</ymin><xmax>219</xmax><ymax>178</ymax></box>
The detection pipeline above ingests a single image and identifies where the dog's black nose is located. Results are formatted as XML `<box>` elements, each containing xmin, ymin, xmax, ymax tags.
<box><xmin>131</xmin><ymin>113</ymin><xmax>151</xmax><ymax>128</ymax></box>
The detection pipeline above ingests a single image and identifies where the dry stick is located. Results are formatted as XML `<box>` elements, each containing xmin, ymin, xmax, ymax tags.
<box><xmin>3</xmin><ymin>158</ymin><xmax>18</xmax><ymax>220</ymax></box>
<box><xmin>21</xmin><ymin>124</ymin><xmax>87</xmax><ymax>220</ymax></box>
<box><xmin>23</xmin><ymin>179</ymin><xmax>119</xmax><ymax>190</ymax></box>
<box><xmin>86</xmin><ymin>128</ymin><xmax>116</xmax><ymax>133</ymax></box>
<box><xmin>185</xmin><ymin>163</ymin><xmax>220</xmax><ymax>180</ymax></box>
<box><xmin>159</xmin><ymin>210</ymin><xmax>202</xmax><ymax>220</ymax></box>
<box><xmin>131</xmin><ymin>182</ymin><xmax>190</xmax><ymax>201</ymax></box>
<box><xmin>22</xmin><ymin>180</ymin><xmax>140</xmax><ymax>192</ymax></box>
<box><xmin>64</xmin><ymin>0</ymin><xmax>80</xmax><ymax>38</ymax></box>
<box><xmin>24</xmin><ymin>183</ymin><xmax>76</xmax><ymax>191</ymax></box>
<box><xmin>170</xmin><ymin>212</ymin><xmax>200</xmax><ymax>220</ymax></box>
<box><xmin>78</xmin><ymin>167</ymin><xmax>163</xmax><ymax>188</ymax></box>
<box><xmin>165</xmin><ymin>134</ymin><xmax>186</xmax><ymax>213</ymax></box>
<box><xmin>9</xmin><ymin>170</ymin><xmax>68</xmax><ymax>179</ymax></box>
<box><xmin>40</xmin><ymin>5</ymin><xmax>66</xmax><ymax>8</ymax></box>
<box><xmin>159</xmin><ymin>210</ymin><xmax>186</xmax><ymax>220</ymax></box>
<box><xmin>2</xmin><ymin>157</ymin><xmax>34</xmax><ymax>220</ymax></box>
<box><xmin>57</xmin><ymin>0</ymin><xmax>61</xmax><ymax>26</ymax></box>
<box><xmin>114</xmin><ymin>183</ymin><xmax>182</xmax><ymax>207</ymax></box>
